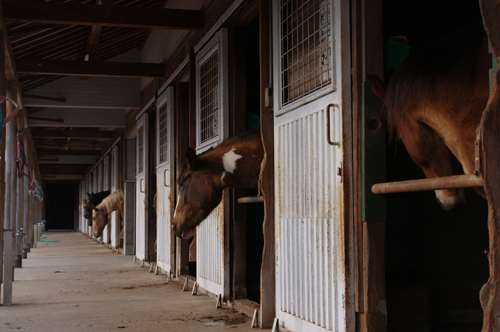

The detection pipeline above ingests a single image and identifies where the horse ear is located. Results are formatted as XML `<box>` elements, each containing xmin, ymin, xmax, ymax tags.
<box><xmin>92</xmin><ymin>204</ymin><xmax>97</xmax><ymax>210</ymax></box>
<box><xmin>367</xmin><ymin>74</ymin><xmax>387</xmax><ymax>103</ymax></box>
<box><xmin>83</xmin><ymin>199</ymin><xmax>87</xmax><ymax>205</ymax></box>
<box><xmin>186</xmin><ymin>148</ymin><xmax>197</xmax><ymax>169</ymax></box>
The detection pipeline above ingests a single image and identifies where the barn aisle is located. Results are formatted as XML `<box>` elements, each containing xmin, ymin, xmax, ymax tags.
<box><xmin>2</xmin><ymin>232</ymin><xmax>253</xmax><ymax>331</ymax></box>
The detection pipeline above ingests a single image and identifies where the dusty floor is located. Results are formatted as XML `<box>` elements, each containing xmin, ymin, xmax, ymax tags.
<box><xmin>0</xmin><ymin>231</ymin><xmax>257</xmax><ymax>331</ymax></box>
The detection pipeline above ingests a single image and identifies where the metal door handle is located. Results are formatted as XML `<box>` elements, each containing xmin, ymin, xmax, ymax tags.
<box><xmin>326</xmin><ymin>104</ymin><xmax>340</xmax><ymax>146</ymax></box>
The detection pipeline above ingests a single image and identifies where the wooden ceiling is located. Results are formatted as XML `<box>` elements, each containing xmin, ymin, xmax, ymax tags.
<box><xmin>1</xmin><ymin>0</ymin><xmax>204</xmax><ymax>183</ymax></box>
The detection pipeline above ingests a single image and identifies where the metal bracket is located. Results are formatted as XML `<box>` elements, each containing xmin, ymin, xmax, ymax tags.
<box><xmin>251</xmin><ymin>309</ymin><xmax>259</xmax><ymax>328</ymax></box>
<box><xmin>216</xmin><ymin>294</ymin><xmax>222</xmax><ymax>309</ymax></box>
<box><xmin>191</xmin><ymin>282</ymin><xmax>198</xmax><ymax>296</ymax></box>
<box><xmin>272</xmin><ymin>318</ymin><xmax>279</xmax><ymax>332</ymax></box>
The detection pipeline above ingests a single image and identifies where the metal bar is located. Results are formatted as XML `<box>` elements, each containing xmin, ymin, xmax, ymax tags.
<box><xmin>371</xmin><ymin>174</ymin><xmax>483</xmax><ymax>194</ymax></box>
<box><xmin>237</xmin><ymin>196</ymin><xmax>264</xmax><ymax>204</ymax></box>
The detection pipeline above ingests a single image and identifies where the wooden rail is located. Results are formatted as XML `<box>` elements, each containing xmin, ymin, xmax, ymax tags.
<box><xmin>371</xmin><ymin>174</ymin><xmax>483</xmax><ymax>194</ymax></box>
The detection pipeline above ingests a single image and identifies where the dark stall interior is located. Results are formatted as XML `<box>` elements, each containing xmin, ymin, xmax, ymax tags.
<box><xmin>383</xmin><ymin>1</ymin><xmax>490</xmax><ymax>331</ymax></box>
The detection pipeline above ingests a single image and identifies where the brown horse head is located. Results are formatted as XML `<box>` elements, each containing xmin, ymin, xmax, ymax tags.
<box><xmin>172</xmin><ymin>148</ymin><xmax>223</xmax><ymax>239</ymax></box>
<box><xmin>171</xmin><ymin>129</ymin><xmax>264</xmax><ymax>238</ymax></box>
<box><xmin>367</xmin><ymin>24</ymin><xmax>489</xmax><ymax>212</ymax></box>
<box><xmin>92</xmin><ymin>206</ymin><xmax>107</xmax><ymax>238</ymax></box>
<box><xmin>92</xmin><ymin>190</ymin><xmax>124</xmax><ymax>238</ymax></box>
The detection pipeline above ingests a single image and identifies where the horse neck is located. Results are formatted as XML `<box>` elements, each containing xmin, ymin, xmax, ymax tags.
<box><xmin>201</xmin><ymin>141</ymin><xmax>262</xmax><ymax>190</ymax></box>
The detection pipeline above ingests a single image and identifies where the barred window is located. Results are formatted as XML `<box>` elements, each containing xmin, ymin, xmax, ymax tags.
<box><xmin>138</xmin><ymin>125</ymin><xmax>144</xmax><ymax>174</ymax></box>
<box><xmin>199</xmin><ymin>51</ymin><xmax>219</xmax><ymax>144</ymax></box>
<box><xmin>280</xmin><ymin>0</ymin><xmax>332</xmax><ymax>106</ymax></box>
<box><xmin>158</xmin><ymin>102</ymin><xmax>169</xmax><ymax>164</ymax></box>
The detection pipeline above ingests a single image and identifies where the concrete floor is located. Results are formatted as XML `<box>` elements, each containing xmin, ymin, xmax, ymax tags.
<box><xmin>0</xmin><ymin>231</ymin><xmax>257</xmax><ymax>332</ymax></box>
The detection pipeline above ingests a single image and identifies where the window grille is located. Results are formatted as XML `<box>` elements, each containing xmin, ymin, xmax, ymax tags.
<box><xmin>280</xmin><ymin>0</ymin><xmax>332</xmax><ymax>106</ymax></box>
<box><xmin>158</xmin><ymin>102</ymin><xmax>169</xmax><ymax>164</ymax></box>
<box><xmin>138</xmin><ymin>125</ymin><xmax>144</xmax><ymax>174</ymax></box>
<box><xmin>199</xmin><ymin>51</ymin><xmax>219</xmax><ymax>145</ymax></box>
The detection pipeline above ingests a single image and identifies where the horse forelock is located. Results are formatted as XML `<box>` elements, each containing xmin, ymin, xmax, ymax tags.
<box><xmin>385</xmin><ymin>23</ymin><xmax>485</xmax><ymax>142</ymax></box>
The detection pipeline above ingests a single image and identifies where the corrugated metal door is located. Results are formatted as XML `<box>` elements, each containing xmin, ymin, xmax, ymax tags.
<box><xmin>103</xmin><ymin>156</ymin><xmax>110</xmax><ymax>244</ymax></box>
<box><xmin>156</xmin><ymin>87</ymin><xmax>174</xmax><ymax>274</ymax></box>
<box><xmin>87</xmin><ymin>176</ymin><xmax>92</xmax><ymax>235</ymax></box>
<box><xmin>195</xmin><ymin>29</ymin><xmax>229</xmax><ymax>299</ymax></box>
<box><xmin>135</xmin><ymin>113</ymin><xmax>148</xmax><ymax>261</ymax></box>
<box><xmin>273</xmin><ymin>0</ymin><xmax>352</xmax><ymax>331</ymax></box>
<box><xmin>110</xmin><ymin>146</ymin><xmax>120</xmax><ymax>248</ymax></box>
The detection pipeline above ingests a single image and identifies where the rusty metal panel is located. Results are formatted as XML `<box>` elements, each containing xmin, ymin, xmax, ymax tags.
<box><xmin>196</xmin><ymin>200</ymin><xmax>227</xmax><ymax>296</ymax></box>
<box><xmin>276</xmin><ymin>107</ymin><xmax>343</xmax><ymax>332</ymax></box>
<box><xmin>156</xmin><ymin>87</ymin><xmax>174</xmax><ymax>273</ymax></box>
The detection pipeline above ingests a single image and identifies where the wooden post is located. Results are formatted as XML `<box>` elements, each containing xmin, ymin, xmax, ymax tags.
<box><xmin>0</xmin><ymin>30</ymin><xmax>5</xmax><ymax>298</ymax></box>
<box><xmin>353</xmin><ymin>0</ymin><xmax>386</xmax><ymax>331</ymax></box>
<box><xmin>5</xmin><ymin>81</ymin><xmax>16</xmax><ymax>230</ymax></box>
<box><xmin>478</xmin><ymin>1</ymin><xmax>500</xmax><ymax>331</ymax></box>
<box><xmin>259</xmin><ymin>0</ymin><xmax>275</xmax><ymax>328</ymax></box>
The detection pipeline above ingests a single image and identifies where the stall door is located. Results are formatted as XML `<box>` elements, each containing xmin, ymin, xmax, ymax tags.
<box><xmin>156</xmin><ymin>87</ymin><xmax>175</xmax><ymax>274</ymax></box>
<box><xmin>273</xmin><ymin>0</ymin><xmax>352</xmax><ymax>331</ymax></box>
<box><xmin>102</xmin><ymin>156</ymin><xmax>110</xmax><ymax>243</ymax></box>
<box><xmin>110</xmin><ymin>146</ymin><xmax>120</xmax><ymax>248</ymax></box>
<box><xmin>135</xmin><ymin>113</ymin><xmax>148</xmax><ymax>261</ymax></box>
<box><xmin>195</xmin><ymin>29</ymin><xmax>229</xmax><ymax>299</ymax></box>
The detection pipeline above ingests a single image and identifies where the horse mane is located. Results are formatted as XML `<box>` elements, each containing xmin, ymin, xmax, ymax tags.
<box><xmin>97</xmin><ymin>189</ymin><xmax>123</xmax><ymax>213</ymax></box>
<box><xmin>89</xmin><ymin>190</ymin><xmax>111</xmax><ymax>205</ymax></box>
<box><xmin>385</xmin><ymin>22</ymin><xmax>485</xmax><ymax>140</ymax></box>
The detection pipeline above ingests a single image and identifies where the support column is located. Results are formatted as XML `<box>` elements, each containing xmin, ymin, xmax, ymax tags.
<box><xmin>0</xmin><ymin>30</ymin><xmax>5</xmax><ymax>301</ymax></box>
<box><xmin>2</xmin><ymin>230</ymin><xmax>13</xmax><ymax>305</ymax></box>
<box><xmin>4</xmin><ymin>81</ymin><xmax>16</xmax><ymax>230</ymax></box>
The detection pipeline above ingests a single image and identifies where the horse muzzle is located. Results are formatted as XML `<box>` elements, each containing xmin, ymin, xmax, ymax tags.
<box><xmin>172</xmin><ymin>223</ymin><xmax>194</xmax><ymax>239</ymax></box>
<box><xmin>93</xmin><ymin>231</ymin><xmax>102</xmax><ymax>238</ymax></box>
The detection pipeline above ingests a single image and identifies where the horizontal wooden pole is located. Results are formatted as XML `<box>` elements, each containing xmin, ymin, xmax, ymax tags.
<box><xmin>237</xmin><ymin>196</ymin><xmax>264</xmax><ymax>204</ymax></box>
<box><xmin>371</xmin><ymin>174</ymin><xmax>483</xmax><ymax>194</ymax></box>
<box><xmin>16</xmin><ymin>59</ymin><xmax>164</xmax><ymax>78</ymax></box>
<box><xmin>3</xmin><ymin>1</ymin><xmax>204</xmax><ymax>30</ymax></box>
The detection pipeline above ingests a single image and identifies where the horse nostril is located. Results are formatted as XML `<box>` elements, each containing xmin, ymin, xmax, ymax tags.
<box><xmin>172</xmin><ymin>224</ymin><xmax>176</xmax><ymax>233</ymax></box>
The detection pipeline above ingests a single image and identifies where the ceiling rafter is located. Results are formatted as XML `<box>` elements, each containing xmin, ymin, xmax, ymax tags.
<box><xmin>16</xmin><ymin>58</ymin><xmax>164</xmax><ymax>78</ymax></box>
<box><xmin>3</xmin><ymin>1</ymin><xmax>204</xmax><ymax>30</ymax></box>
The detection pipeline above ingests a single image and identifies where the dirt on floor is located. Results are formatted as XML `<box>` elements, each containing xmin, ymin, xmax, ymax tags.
<box><xmin>0</xmin><ymin>231</ymin><xmax>258</xmax><ymax>332</ymax></box>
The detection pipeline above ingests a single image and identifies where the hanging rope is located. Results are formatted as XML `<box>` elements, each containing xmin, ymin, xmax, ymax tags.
<box><xmin>16</xmin><ymin>128</ymin><xmax>29</xmax><ymax>179</ymax></box>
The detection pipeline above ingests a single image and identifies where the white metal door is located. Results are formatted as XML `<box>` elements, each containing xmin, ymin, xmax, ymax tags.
<box><xmin>102</xmin><ymin>156</ymin><xmax>110</xmax><ymax>243</ymax></box>
<box><xmin>156</xmin><ymin>87</ymin><xmax>175</xmax><ymax>274</ymax></box>
<box><xmin>273</xmin><ymin>0</ymin><xmax>352</xmax><ymax>331</ymax></box>
<box><xmin>135</xmin><ymin>113</ymin><xmax>148</xmax><ymax>261</ymax></box>
<box><xmin>195</xmin><ymin>29</ymin><xmax>229</xmax><ymax>299</ymax></box>
<box><xmin>110</xmin><ymin>145</ymin><xmax>120</xmax><ymax>248</ymax></box>
<box><xmin>92</xmin><ymin>168</ymin><xmax>99</xmax><ymax>236</ymax></box>
<box><xmin>87</xmin><ymin>176</ymin><xmax>92</xmax><ymax>235</ymax></box>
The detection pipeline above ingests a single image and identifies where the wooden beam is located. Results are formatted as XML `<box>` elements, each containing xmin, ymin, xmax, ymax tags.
<box><xmin>34</xmin><ymin>139</ymin><xmax>107</xmax><ymax>149</ymax></box>
<box><xmin>32</xmin><ymin>129</ymin><xmax>116</xmax><ymax>139</ymax></box>
<box><xmin>2</xmin><ymin>1</ymin><xmax>204</xmax><ymax>30</ymax></box>
<box><xmin>36</xmin><ymin>149</ymin><xmax>101</xmax><ymax>156</ymax></box>
<box><xmin>16</xmin><ymin>58</ymin><xmax>164</xmax><ymax>78</ymax></box>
